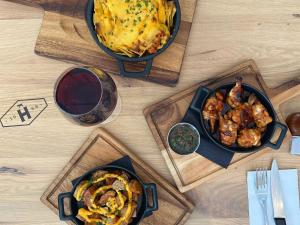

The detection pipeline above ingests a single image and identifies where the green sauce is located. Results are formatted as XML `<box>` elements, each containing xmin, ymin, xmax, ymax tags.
<box><xmin>168</xmin><ymin>124</ymin><xmax>200</xmax><ymax>155</ymax></box>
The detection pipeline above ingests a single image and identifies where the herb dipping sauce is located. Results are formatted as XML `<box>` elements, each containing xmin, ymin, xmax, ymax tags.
<box><xmin>168</xmin><ymin>123</ymin><xmax>200</xmax><ymax>155</ymax></box>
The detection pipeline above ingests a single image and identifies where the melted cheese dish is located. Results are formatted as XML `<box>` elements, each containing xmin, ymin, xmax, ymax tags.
<box><xmin>93</xmin><ymin>0</ymin><xmax>176</xmax><ymax>57</ymax></box>
<box><xmin>74</xmin><ymin>170</ymin><xmax>143</xmax><ymax>225</ymax></box>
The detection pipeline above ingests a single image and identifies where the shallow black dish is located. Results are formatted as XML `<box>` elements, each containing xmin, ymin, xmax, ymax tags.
<box><xmin>86</xmin><ymin>0</ymin><xmax>181</xmax><ymax>78</ymax></box>
<box><xmin>58</xmin><ymin>164</ymin><xmax>158</xmax><ymax>225</ymax></box>
<box><xmin>191</xmin><ymin>83</ymin><xmax>287</xmax><ymax>154</ymax></box>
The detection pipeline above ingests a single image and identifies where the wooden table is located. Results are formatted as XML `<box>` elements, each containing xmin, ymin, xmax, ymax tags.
<box><xmin>1</xmin><ymin>1</ymin><xmax>300</xmax><ymax>224</ymax></box>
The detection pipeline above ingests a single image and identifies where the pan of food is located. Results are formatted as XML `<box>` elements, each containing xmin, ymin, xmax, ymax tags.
<box><xmin>191</xmin><ymin>77</ymin><xmax>288</xmax><ymax>153</ymax></box>
<box><xmin>86</xmin><ymin>0</ymin><xmax>181</xmax><ymax>78</ymax></box>
<box><xmin>58</xmin><ymin>165</ymin><xmax>158</xmax><ymax>225</ymax></box>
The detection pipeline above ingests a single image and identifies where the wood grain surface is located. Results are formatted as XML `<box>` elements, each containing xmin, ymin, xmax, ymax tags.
<box><xmin>3</xmin><ymin>0</ymin><xmax>197</xmax><ymax>86</ymax></box>
<box><xmin>41</xmin><ymin>128</ymin><xmax>194</xmax><ymax>225</ymax></box>
<box><xmin>1</xmin><ymin>1</ymin><xmax>300</xmax><ymax>225</ymax></box>
<box><xmin>144</xmin><ymin>60</ymin><xmax>283</xmax><ymax>192</ymax></box>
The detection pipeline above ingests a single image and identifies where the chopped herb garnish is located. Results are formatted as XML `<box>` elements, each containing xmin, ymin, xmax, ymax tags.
<box><xmin>125</xmin><ymin>0</ymin><xmax>130</xmax><ymax>2</ymax></box>
<box><xmin>136</xmin><ymin>2</ymin><xmax>142</xmax><ymax>7</ymax></box>
<box><xmin>168</xmin><ymin>124</ymin><xmax>200</xmax><ymax>155</ymax></box>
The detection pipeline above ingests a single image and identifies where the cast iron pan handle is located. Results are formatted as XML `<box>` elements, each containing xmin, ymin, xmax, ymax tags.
<box><xmin>190</xmin><ymin>87</ymin><xmax>212</xmax><ymax>113</ymax></box>
<box><xmin>58</xmin><ymin>192</ymin><xmax>75</xmax><ymax>221</ymax></box>
<box><xmin>117</xmin><ymin>59</ymin><xmax>153</xmax><ymax>78</ymax></box>
<box><xmin>143</xmin><ymin>183</ymin><xmax>158</xmax><ymax>215</ymax></box>
<box><xmin>265</xmin><ymin>122</ymin><xmax>288</xmax><ymax>149</ymax></box>
<box><xmin>275</xmin><ymin>218</ymin><xmax>286</xmax><ymax>225</ymax></box>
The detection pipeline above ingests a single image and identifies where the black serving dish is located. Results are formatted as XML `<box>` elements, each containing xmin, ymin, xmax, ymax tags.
<box><xmin>85</xmin><ymin>0</ymin><xmax>181</xmax><ymax>78</ymax></box>
<box><xmin>191</xmin><ymin>84</ymin><xmax>287</xmax><ymax>154</ymax></box>
<box><xmin>58</xmin><ymin>156</ymin><xmax>158</xmax><ymax>225</ymax></box>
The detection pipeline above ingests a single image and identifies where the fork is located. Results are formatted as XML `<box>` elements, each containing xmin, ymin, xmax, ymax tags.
<box><xmin>255</xmin><ymin>168</ymin><xmax>269</xmax><ymax>225</ymax></box>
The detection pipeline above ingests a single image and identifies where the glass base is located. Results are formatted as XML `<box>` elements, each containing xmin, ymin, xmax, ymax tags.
<box><xmin>100</xmin><ymin>93</ymin><xmax>122</xmax><ymax>125</ymax></box>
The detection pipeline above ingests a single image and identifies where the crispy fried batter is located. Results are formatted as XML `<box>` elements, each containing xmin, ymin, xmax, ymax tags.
<box><xmin>227</xmin><ymin>103</ymin><xmax>254</xmax><ymax>129</ymax></box>
<box><xmin>202</xmin><ymin>92</ymin><xmax>224</xmax><ymax>132</ymax></box>
<box><xmin>202</xmin><ymin>77</ymin><xmax>273</xmax><ymax>149</ymax></box>
<box><xmin>248</xmin><ymin>94</ymin><xmax>273</xmax><ymax>128</ymax></box>
<box><xmin>237</xmin><ymin>129</ymin><xmax>262</xmax><ymax>148</ymax></box>
<box><xmin>227</xmin><ymin>77</ymin><xmax>243</xmax><ymax>108</ymax></box>
<box><xmin>218</xmin><ymin>112</ymin><xmax>238</xmax><ymax>146</ymax></box>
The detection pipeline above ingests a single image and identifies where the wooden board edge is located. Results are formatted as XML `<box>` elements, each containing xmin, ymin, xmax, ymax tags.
<box><xmin>271</xmin><ymin>84</ymin><xmax>300</xmax><ymax>108</ymax></box>
<box><xmin>177</xmin><ymin>212</ymin><xmax>193</xmax><ymax>225</ymax></box>
<box><xmin>40</xmin><ymin>128</ymin><xmax>194</xmax><ymax>215</ymax></box>
<box><xmin>34</xmin><ymin>48</ymin><xmax>179</xmax><ymax>87</ymax></box>
<box><xmin>3</xmin><ymin>0</ymin><xmax>43</xmax><ymax>9</ymax></box>
<box><xmin>33</xmin><ymin>12</ymin><xmax>180</xmax><ymax>88</ymax></box>
<box><xmin>143</xmin><ymin>59</ymin><xmax>259</xmax><ymax>116</ymax></box>
<box><xmin>142</xmin><ymin>59</ymin><xmax>280</xmax><ymax>192</ymax></box>
<box><xmin>270</xmin><ymin>85</ymin><xmax>300</xmax><ymax>137</ymax></box>
<box><xmin>179</xmin><ymin>149</ymin><xmax>270</xmax><ymax>192</ymax></box>
<box><xmin>144</xmin><ymin>107</ymin><xmax>188</xmax><ymax>192</ymax></box>
<box><xmin>40</xmin><ymin>130</ymin><xmax>100</xmax><ymax>209</ymax></box>
<box><xmin>96</xmin><ymin>128</ymin><xmax>195</xmax><ymax>211</ymax></box>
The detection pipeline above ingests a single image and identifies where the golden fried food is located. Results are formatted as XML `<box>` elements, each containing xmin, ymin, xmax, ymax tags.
<box><xmin>218</xmin><ymin>113</ymin><xmax>238</xmax><ymax>146</ymax></box>
<box><xmin>227</xmin><ymin>77</ymin><xmax>243</xmax><ymax>108</ymax></box>
<box><xmin>74</xmin><ymin>170</ymin><xmax>142</xmax><ymax>225</ymax></box>
<box><xmin>202</xmin><ymin>92</ymin><xmax>224</xmax><ymax>132</ymax></box>
<box><xmin>227</xmin><ymin>103</ymin><xmax>254</xmax><ymax>129</ymax></box>
<box><xmin>93</xmin><ymin>0</ymin><xmax>176</xmax><ymax>57</ymax></box>
<box><xmin>248</xmin><ymin>94</ymin><xmax>273</xmax><ymax>128</ymax></box>
<box><xmin>202</xmin><ymin>78</ymin><xmax>273</xmax><ymax>148</ymax></box>
<box><xmin>237</xmin><ymin>129</ymin><xmax>262</xmax><ymax>148</ymax></box>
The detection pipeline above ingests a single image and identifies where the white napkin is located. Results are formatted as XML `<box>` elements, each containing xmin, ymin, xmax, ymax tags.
<box><xmin>247</xmin><ymin>169</ymin><xmax>300</xmax><ymax>225</ymax></box>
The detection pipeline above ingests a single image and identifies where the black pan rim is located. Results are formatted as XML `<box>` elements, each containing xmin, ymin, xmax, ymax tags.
<box><xmin>199</xmin><ymin>82</ymin><xmax>278</xmax><ymax>153</ymax></box>
<box><xmin>66</xmin><ymin>165</ymin><xmax>152</xmax><ymax>225</ymax></box>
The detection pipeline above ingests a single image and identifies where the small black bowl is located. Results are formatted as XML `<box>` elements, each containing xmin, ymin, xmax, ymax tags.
<box><xmin>191</xmin><ymin>83</ymin><xmax>288</xmax><ymax>153</ymax></box>
<box><xmin>58</xmin><ymin>165</ymin><xmax>158</xmax><ymax>225</ymax></box>
<box><xmin>86</xmin><ymin>0</ymin><xmax>181</xmax><ymax>78</ymax></box>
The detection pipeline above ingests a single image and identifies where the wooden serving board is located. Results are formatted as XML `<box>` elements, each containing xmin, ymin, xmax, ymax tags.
<box><xmin>5</xmin><ymin>0</ymin><xmax>197</xmax><ymax>86</ymax></box>
<box><xmin>40</xmin><ymin>128</ymin><xmax>194</xmax><ymax>225</ymax></box>
<box><xmin>271</xmin><ymin>80</ymin><xmax>300</xmax><ymax>126</ymax></box>
<box><xmin>144</xmin><ymin>59</ymin><xmax>297</xmax><ymax>193</ymax></box>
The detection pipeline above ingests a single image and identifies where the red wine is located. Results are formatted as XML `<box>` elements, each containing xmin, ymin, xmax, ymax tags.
<box><xmin>56</xmin><ymin>68</ymin><xmax>102</xmax><ymax>115</ymax></box>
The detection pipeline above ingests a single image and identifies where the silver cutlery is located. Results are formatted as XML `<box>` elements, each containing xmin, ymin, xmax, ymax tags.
<box><xmin>271</xmin><ymin>160</ymin><xmax>287</xmax><ymax>225</ymax></box>
<box><xmin>256</xmin><ymin>168</ymin><xmax>269</xmax><ymax>225</ymax></box>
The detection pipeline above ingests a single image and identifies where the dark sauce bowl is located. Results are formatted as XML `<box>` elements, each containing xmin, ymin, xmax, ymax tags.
<box><xmin>167</xmin><ymin>123</ymin><xmax>200</xmax><ymax>155</ymax></box>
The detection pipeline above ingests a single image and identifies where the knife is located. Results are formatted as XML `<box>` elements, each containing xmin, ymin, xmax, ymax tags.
<box><xmin>271</xmin><ymin>159</ymin><xmax>287</xmax><ymax>225</ymax></box>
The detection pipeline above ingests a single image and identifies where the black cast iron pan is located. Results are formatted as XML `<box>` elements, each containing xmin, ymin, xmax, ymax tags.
<box><xmin>58</xmin><ymin>164</ymin><xmax>158</xmax><ymax>225</ymax></box>
<box><xmin>86</xmin><ymin>0</ymin><xmax>181</xmax><ymax>78</ymax></box>
<box><xmin>190</xmin><ymin>82</ymin><xmax>287</xmax><ymax>153</ymax></box>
